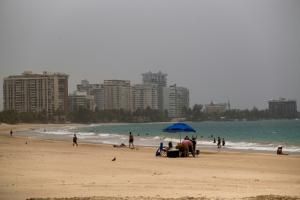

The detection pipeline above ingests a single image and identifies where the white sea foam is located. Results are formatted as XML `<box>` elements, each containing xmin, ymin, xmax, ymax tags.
<box><xmin>98</xmin><ymin>133</ymin><xmax>111</xmax><ymax>137</ymax></box>
<box><xmin>39</xmin><ymin>130</ymin><xmax>73</xmax><ymax>135</ymax></box>
<box><xmin>77</xmin><ymin>132</ymin><xmax>95</xmax><ymax>135</ymax></box>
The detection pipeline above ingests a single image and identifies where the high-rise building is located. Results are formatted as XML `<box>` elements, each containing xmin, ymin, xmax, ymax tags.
<box><xmin>76</xmin><ymin>80</ymin><xmax>104</xmax><ymax>110</ymax></box>
<box><xmin>91</xmin><ymin>86</ymin><xmax>104</xmax><ymax>111</ymax></box>
<box><xmin>163</xmin><ymin>84</ymin><xmax>189</xmax><ymax>118</ymax></box>
<box><xmin>132</xmin><ymin>84</ymin><xmax>158</xmax><ymax>111</ymax></box>
<box><xmin>142</xmin><ymin>71</ymin><xmax>167</xmax><ymax>111</ymax></box>
<box><xmin>103</xmin><ymin>80</ymin><xmax>132</xmax><ymax>111</ymax></box>
<box><xmin>3</xmin><ymin>71</ymin><xmax>68</xmax><ymax>115</ymax></box>
<box><xmin>68</xmin><ymin>91</ymin><xmax>95</xmax><ymax>112</ymax></box>
<box><xmin>268</xmin><ymin>98</ymin><xmax>297</xmax><ymax>118</ymax></box>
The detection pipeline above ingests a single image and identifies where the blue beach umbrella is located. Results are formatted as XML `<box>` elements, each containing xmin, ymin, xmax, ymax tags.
<box><xmin>163</xmin><ymin>122</ymin><xmax>196</xmax><ymax>142</ymax></box>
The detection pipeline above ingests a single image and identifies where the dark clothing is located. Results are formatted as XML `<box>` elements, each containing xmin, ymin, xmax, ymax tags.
<box><xmin>277</xmin><ymin>147</ymin><xmax>283</xmax><ymax>155</ymax></box>
<box><xmin>73</xmin><ymin>135</ymin><xmax>78</xmax><ymax>146</ymax></box>
<box><xmin>129</xmin><ymin>133</ymin><xmax>134</xmax><ymax>149</ymax></box>
<box><xmin>129</xmin><ymin>135</ymin><xmax>134</xmax><ymax>143</ymax></box>
<box><xmin>168</xmin><ymin>141</ymin><xmax>173</xmax><ymax>149</ymax></box>
<box><xmin>217</xmin><ymin>137</ymin><xmax>221</xmax><ymax>148</ymax></box>
<box><xmin>192</xmin><ymin>137</ymin><xmax>197</xmax><ymax>154</ymax></box>
<box><xmin>222</xmin><ymin>138</ymin><xmax>225</xmax><ymax>146</ymax></box>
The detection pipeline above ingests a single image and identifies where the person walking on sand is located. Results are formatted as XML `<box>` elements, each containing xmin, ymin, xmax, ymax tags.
<box><xmin>217</xmin><ymin>137</ymin><xmax>221</xmax><ymax>148</ymax></box>
<box><xmin>10</xmin><ymin>129</ymin><xmax>13</xmax><ymax>136</ymax></box>
<box><xmin>129</xmin><ymin>132</ymin><xmax>134</xmax><ymax>149</ymax></box>
<box><xmin>222</xmin><ymin>138</ymin><xmax>225</xmax><ymax>146</ymax></box>
<box><xmin>73</xmin><ymin>134</ymin><xmax>78</xmax><ymax>147</ymax></box>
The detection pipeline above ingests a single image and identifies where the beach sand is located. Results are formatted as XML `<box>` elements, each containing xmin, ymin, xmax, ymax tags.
<box><xmin>0</xmin><ymin>124</ymin><xmax>300</xmax><ymax>200</ymax></box>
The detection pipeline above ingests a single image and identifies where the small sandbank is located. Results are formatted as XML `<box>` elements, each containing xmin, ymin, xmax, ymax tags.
<box><xmin>0</xmin><ymin>124</ymin><xmax>300</xmax><ymax>200</ymax></box>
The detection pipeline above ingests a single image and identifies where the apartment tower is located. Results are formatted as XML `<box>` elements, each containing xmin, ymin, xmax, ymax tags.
<box><xmin>142</xmin><ymin>71</ymin><xmax>167</xmax><ymax>111</ymax></box>
<box><xmin>163</xmin><ymin>84</ymin><xmax>189</xmax><ymax>118</ymax></box>
<box><xmin>103</xmin><ymin>80</ymin><xmax>132</xmax><ymax>111</ymax></box>
<box><xmin>132</xmin><ymin>84</ymin><xmax>158</xmax><ymax>111</ymax></box>
<box><xmin>3</xmin><ymin>71</ymin><xmax>68</xmax><ymax>115</ymax></box>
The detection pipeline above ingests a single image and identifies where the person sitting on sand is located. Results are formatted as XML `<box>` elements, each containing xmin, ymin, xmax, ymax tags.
<box><xmin>73</xmin><ymin>134</ymin><xmax>78</xmax><ymax>147</ymax></box>
<box><xmin>277</xmin><ymin>146</ymin><xmax>288</xmax><ymax>155</ymax></box>
<box><xmin>113</xmin><ymin>143</ymin><xmax>126</xmax><ymax>148</ymax></box>
<box><xmin>156</xmin><ymin>142</ymin><xmax>166</xmax><ymax>156</ymax></box>
<box><xmin>129</xmin><ymin>132</ymin><xmax>134</xmax><ymax>149</ymax></box>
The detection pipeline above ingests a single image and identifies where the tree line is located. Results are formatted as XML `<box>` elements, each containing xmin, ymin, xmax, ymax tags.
<box><xmin>0</xmin><ymin>105</ymin><xmax>298</xmax><ymax>124</ymax></box>
<box><xmin>0</xmin><ymin>107</ymin><xmax>168</xmax><ymax>124</ymax></box>
<box><xmin>184</xmin><ymin>104</ymin><xmax>299</xmax><ymax>121</ymax></box>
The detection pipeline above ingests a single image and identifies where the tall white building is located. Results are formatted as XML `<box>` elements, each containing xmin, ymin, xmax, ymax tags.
<box><xmin>163</xmin><ymin>84</ymin><xmax>189</xmax><ymax>118</ymax></box>
<box><xmin>132</xmin><ymin>84</ymin><xmax>158</xmax><ymax>111</ymax></box>
<box><xmin>142</xmin><ymin>71</ymin><xmax>167</xmax><ymax>111</ymax></box>
<box><xmin>103</xmin><ymin>80</ymin><xmax>132</xmax><ymax>111</ymax></box>
<box><xmin>3</xmin><ymin>71</ymin><xmax>68</xmax><ymax>115</ymax></box>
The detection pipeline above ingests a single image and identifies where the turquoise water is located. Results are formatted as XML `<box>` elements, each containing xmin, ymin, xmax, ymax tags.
<box><xmin>28</xmin><ymin>119</ymin><xmax>300</xmax><ymax>153</ymax></box>
<box><xmin>78</xmin><ymin>120</ymin><xmax>300</xmax><ymax>145</ymax></box>
<box><xmin>73</xmin><ymin>120</ymin><xmax>300</xmax><ymax>152</ymax></box>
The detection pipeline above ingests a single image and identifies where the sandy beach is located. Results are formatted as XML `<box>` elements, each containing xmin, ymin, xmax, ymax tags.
<box><xmin>0</xmin><ymin>124</ymin><xmax>300</xmax><ymax>200</ymax></box>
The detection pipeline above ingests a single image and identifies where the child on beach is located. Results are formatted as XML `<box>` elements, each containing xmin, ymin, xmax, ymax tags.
<box><xmin>10</xmin><ymin>130</ymin><xmax>13</xmax><ymax>136</ymax></box>
<box><xmin>73</xmin><ymin>134</ymin><xmax>78</xmax><ymax>147</ymax></box>
<box><xmin>129</xmin><ymin>132</ymin><xmax>134</xmax><ymax>149</ymax></box>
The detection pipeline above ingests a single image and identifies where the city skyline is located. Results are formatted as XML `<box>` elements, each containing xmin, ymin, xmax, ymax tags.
<box><xmin>1</xmin><ymin>0</ymin><xmax>300</xmax><ymax>111</ymax></box>
<box><xmin>2</xmin><ymin>70</ymin><xmax>298</xmax><ymax>113</ymax></box>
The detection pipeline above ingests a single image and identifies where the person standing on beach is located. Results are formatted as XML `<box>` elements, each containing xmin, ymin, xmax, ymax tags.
<box><xmin>217</xmin><ymin>137</ymin><xmax>221</xmax><ymax>148</ymax></box>
<box><xmin>213</xmin><ymin>137</ymin><xmax>216</xmax><ymax>143</ymax></box>
<box><xmin>129</xmin><ymin>132</ymin><xmax>134</xmax><ymax>149</ymax></box>
<box><xmin>222</xmin><ymin>138</ymin><xmax>225</xmax><ymax>146</ymax></box>
<box><xmin>73</xmin><ymin>134</ymin><xmax>78</xmax><ymax>147</ymax></box>
<box><xmin>10</xmin><ymin>129</ymin><xmax>13</xmax><ymax>136</ymax></box>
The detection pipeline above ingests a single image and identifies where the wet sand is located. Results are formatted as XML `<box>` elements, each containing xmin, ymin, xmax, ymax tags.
<box><xmin>0</xmin><ymin>124</ymin><xmax>300</xmax><ymax>200</ymax></box>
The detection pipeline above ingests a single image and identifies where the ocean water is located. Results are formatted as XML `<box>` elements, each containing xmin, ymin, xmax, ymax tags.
<box><xmin>28</xmin><ymin>120</ymin><xmax>300</xmax><ymax>153</ymax></box>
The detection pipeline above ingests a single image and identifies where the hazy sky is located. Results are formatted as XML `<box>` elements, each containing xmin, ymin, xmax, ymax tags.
<box><xmin>0</xmin><ymin>0</ymin><xmax>299</xmax><ymax>111</ymax></box>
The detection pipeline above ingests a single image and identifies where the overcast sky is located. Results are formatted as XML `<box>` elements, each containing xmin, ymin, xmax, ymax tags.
<box><xmin>0</xmin><ymin>0</ymin><xmax>299</xmax><ymax>111</ymax></box>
